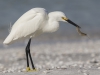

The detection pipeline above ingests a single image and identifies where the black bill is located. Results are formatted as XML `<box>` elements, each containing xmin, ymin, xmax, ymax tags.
<box><xmin>66</xmin><ymin>19</ymin><xmax>81</xmax><ymax>28</ymax></box>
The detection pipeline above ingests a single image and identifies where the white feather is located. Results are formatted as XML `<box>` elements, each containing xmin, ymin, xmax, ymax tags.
<box><xmin>3</xmin><ymin>8</ymin><xmax>67</xmax><ymax>45</ymax></box>
<box><xmin>3</xmin><ymin>8</ymin><xmax>48</xmax><ymax>44</ymax></box>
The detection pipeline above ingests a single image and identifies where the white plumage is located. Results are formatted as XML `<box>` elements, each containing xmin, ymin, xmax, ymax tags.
<box><xmin>3</xmin><ymin>8</ymin><xmax>47</xmax><ymax>44</ymax></box>
<box><xmin>3</xmin><ymin>7</ymin><xmax>80</xmax><ymax>45</ymax></box>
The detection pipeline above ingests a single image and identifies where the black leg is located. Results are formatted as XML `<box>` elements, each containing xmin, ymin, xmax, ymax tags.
<box><xmin>29</xmin><ymin>50</ymin><xmax>35</xmax><ymax>69</ymax></box>
<box><xmin>25</xmin><ymin>38</ymin><xmax>35</xmax><ymax>70</ymax></box>
<box><xmin>26</xmin><ymin>51</ymin><xmax>29</xmax><ymax>68</ymax></box>
<box><xmin>25</xmin><ymin>40</ymin><xmax>30</xmax><ymax>68</ymax></box>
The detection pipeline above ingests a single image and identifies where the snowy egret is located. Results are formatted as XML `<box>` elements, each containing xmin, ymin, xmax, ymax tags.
<box><xmin>3</xmin><ymin>7</ymin><xmax>86</xmax><ymax>71</ymax></box>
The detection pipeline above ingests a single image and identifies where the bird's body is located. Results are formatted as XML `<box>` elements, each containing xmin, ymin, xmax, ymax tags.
<box><xmin>3</xmin><ymin>8</ymin><xmax>64</xmax><ymax>44</ymax></box>
<box><xmin>3</xmin><ymin>7</ymin><xmax>82</xmax><ymax>71</ymax></box>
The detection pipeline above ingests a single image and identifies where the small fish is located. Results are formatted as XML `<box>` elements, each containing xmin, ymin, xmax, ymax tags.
<box><xmin>76</xmin><ymin>27</ymin><xmax>87</xmax><ymax>36</ymax></box>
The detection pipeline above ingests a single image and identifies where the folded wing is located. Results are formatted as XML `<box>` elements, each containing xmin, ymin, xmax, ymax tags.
<box><xmin>3</xmin><ymin>8</ymin><xmax>47</xmax><ymax>45</ymax></box>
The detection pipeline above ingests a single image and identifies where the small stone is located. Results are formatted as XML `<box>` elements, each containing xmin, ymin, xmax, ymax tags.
<box><xmin>72</xmin><ymin>64</ymin><xmax>77</xmax><ymax>67</ymax></box>
<box><xmin>83</xmin><ymin>73</ymin><xmax>89</xmax><ymax>75</ymax></box>
<box><xmin>89</xmin><ymin>59</ymin><xmax>99</xmax><ymax>63</ymax></box>
<box><xmin>97</xmin><ymin>67</ymin><xmax>100</xmax><ymax>69</ymax></box>
<box><xmin>22</xmin><ymin>68</ymin><xmax>26</xmax><ymax>72</ymax></box>
<box><xmin>43</xmin><ymin>70</ymin><xmax>50</xmax><ymax>74</ymax></box>
<box><xmin>88</xmin><ymin>66</ymin><xmax>92</xmax><ymax>68</ymax></box>
<box><xmin>3</xmin><ymin>71</ymin><xmax>7</xmax><ymax>73</ymax></box>
<box><xmin>60</xmin><ymin>66</ymin><xmax>67</xmax><ymax>69</ymax></box>
<box><xmin>18</xmin><ymin>70</ymin><xmax>21</xmax><ymax>72</ymax></box>
<box><xmin>78</xmin><ymin>70</ymin><xmax>84</xmax><ymax>73</ymax></box>
<box><xmin>79</xmin><ymin>64</ymin><xmax>83</xmax><ymax>68</ymax></box>
<box><xmin>58</xmin><ymin>61</ymin><xmax>63</xmax><ymax>65</ymax></box>
<box><xmin>91</xmin><ymin>53</ymin><xmax>95</xmax><ymax>57</ymax></box>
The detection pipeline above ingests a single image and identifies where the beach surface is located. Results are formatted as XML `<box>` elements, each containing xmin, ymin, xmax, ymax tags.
<box><xmin>0</xmin><ymin>39</ymin><xmax>100</xmax><ymax>75</ymax></box>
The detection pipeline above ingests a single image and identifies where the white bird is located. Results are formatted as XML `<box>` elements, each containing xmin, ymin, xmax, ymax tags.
<box><xmin>3</xmin><ymin>7</ymin><xmax>81</xmax><ymax>71</ymax></box>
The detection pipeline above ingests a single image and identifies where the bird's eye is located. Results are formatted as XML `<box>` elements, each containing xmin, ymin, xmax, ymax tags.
<box><xmin>62</xmin><ymin>17</ymin><xmax>68</xmax><ymax>20</ymax></box>
<box><xmin>62</xmin><ymin>17</ymin><xmax>64</xmax><ymax>19</ymax></box>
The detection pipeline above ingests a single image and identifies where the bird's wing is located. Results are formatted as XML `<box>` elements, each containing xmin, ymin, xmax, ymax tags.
<box><xmin>11</xmin><ymin>9</ymin><xmax>37</xmax><ymax>30</ymax></box>
<box><xmin>13</xmin><ymin>15</ymin><xmax>44</xmax><ymax>40</ymax></box>
<box><xmin>4</xmin><ymin>8</ymin><xmax>47</xmax><ymax>44</ymax></box>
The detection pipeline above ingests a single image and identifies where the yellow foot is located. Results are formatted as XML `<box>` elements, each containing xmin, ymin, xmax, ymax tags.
<box><xmin>26</xmin><ymin>67</ymin><xmax>37</xmax><ymax>72</ymax></box>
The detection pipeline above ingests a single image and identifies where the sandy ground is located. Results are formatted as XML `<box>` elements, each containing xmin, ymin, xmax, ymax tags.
<box><xmin>0</xmin><ymin>39</ymin><xmax>100</xmax><ymax>75</ymax></box>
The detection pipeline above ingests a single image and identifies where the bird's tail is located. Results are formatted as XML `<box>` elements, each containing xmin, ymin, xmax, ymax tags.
<box><xmin>3</xmin><ymin>34</ymin><xmax>14</xmax><ymax>45</ymax></box>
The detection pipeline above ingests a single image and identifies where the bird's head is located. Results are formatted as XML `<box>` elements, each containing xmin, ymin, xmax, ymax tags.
<box><xmin>49</xmin><ymin>11</ymin><xmax>81</xmax><ymax>28</ymax></box>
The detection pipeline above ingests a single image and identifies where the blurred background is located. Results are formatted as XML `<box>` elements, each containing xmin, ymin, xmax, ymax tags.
<box><xmin>0</xmin><ymin>0</ymin><xmax>100</xmax><ymax>73</ymax></box>
<box><xmin>0</xmin><ymin>0</ymin><xmax>100</xmax><ymax>48</ymax></box>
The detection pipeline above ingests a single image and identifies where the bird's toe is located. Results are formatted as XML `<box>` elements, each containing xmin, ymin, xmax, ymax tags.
<box><xmin>26</xmin><ymin>67</ymin><xmax>37</xmax><ymax>72</ymax></box>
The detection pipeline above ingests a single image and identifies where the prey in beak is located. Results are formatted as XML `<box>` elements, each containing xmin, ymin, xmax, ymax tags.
<box><xmin>62</xmin><ymin>17</ymin><xmax>87</xmax><ymax>36</ymax></box>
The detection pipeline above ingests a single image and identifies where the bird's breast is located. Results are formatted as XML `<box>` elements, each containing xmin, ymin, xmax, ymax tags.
<box><xmin>43</xmin><ymin>21</ymin><xmax>59</xmax><ymax>33</ymax></box>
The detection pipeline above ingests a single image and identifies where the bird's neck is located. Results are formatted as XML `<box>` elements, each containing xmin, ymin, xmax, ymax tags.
<box><xmin>43</xmin><ymin>18</ymin><xmax>59</xmax><ymax>33</ymax></box>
